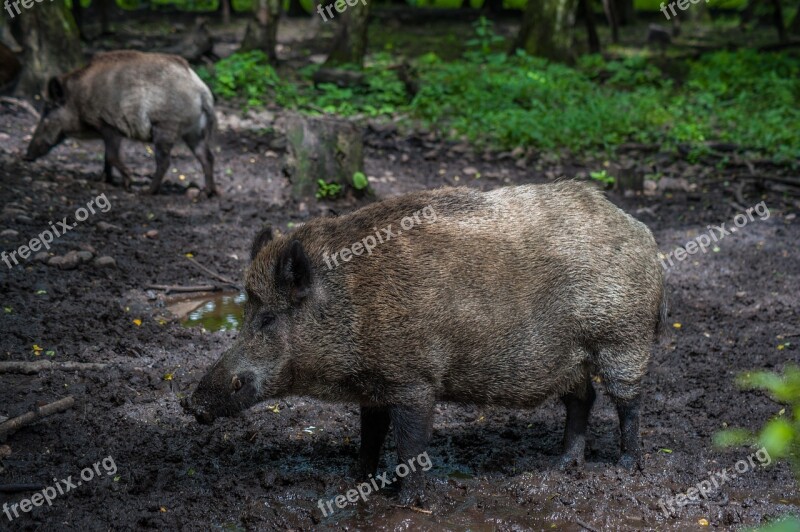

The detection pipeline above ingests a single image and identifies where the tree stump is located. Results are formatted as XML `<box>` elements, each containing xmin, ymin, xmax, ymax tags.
<box><xmin>283</xmin><ymin>115</ymin><xmax>367</xmax><ymax>200</ymax></box>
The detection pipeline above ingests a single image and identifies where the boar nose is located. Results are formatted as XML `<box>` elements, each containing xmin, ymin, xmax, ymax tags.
<box><xmin>180</xmin><ymin>396</ymin><xmax>216</xmax><ymax>425</ymax></box>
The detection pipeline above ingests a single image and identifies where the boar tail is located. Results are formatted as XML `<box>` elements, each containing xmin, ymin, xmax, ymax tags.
<box><xmin>201</xmin><ymin>95</ymin><xmax>217</xmax><ymax>144</ymax></box>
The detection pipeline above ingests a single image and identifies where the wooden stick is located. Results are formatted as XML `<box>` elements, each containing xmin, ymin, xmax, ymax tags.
<box><xmin>0</xmin><ymin>361</ymin><xmax>109</xmax><ymax>375</ymax></box>
<box><xmin>146</xmin><ymin>284</ymin><xmax>221</xmax><ymax>294</ymax></box>
<box><xmin>185</xmin><ymin>257</ymin><xmax>241</xmax><ymax>290</ymax></box>
<box><xmin>0</xmin><ymin>396</ymin><xmax>75</xmax><ymax>441</ymax></box>
<box><xmin>0</xmin><ymin>97</ymin><xmax>40</xmax><ymax>119</ymax></box>
<box><xmin>0</xmin><ymin>484</ymin><xmax>46</xmax><ymax>493</ymax></box>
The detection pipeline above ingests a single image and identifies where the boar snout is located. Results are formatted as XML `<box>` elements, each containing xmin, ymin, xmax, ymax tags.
<box><xmin>184</xmin><ymin>364</ymin><xmax>261</xmax><ymax>424</ymax></box>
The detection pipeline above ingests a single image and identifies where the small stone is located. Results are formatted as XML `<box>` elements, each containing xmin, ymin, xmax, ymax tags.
<box><xmin>34</xmin><ymin>251</ymin><xmax>50</xmax><ymax>262</ymax></box>
<box><xmin>145</xmin><ymin>229</ymin><xmax>159</xmax><ymax>239</ymax></box>
<box><xmin>0</xmin><ymin>444</ymin><xmax>10</xmax><ymax>459</ymax></box>
<box><xmin>58</xmin><ymin>251</ymin><xmax>81</xmax><ymax>270</ymax></box>
<box><xmin>462</xmin><ymin>167</ymin><xmax>479</xmax><ymax>176</ymax></box>
<box><xmin>76</xmin><ymin>251</ymin><xmax>93</xmax><ymax>263</ymax></box>
<box><xmin>47</xmin><ymin>256</ymin><xmax>65</xmax><ymax>268</ymax></box>
<box><xmin>0</xmin><ymin>229</ymin><xmax>18</xmax><ymax>238</ymax></box>
<box><xmin>186</xmin><ymin>188</ymin><xmax>201</xmax><ymax>200</ymax></box>
<box><xmin>96</xmin><ymin>221</ymin><xmax>122</xmax><ymax>232</ymax></box>
<box><xmin>78</xmin><ymin>243</ymin><xmax>97</xmax><ymax>254</ymax></box>
<box><xmin>15</xmin><ymin>215</ymin><xmax>33</xmax><ymax>223</ymax></box>
<box><xmin>785</xmin><ymin>213</ymin><xmax>796</xmax><ymax>221</ymax></box>
<box><xmin>94</xmin><ymin>256</ymin><xmax>116</xmax><ymax>268</ymax></box>
<box><xmin>146</xmin><ymin>290</ymin><xmax>157</xmax><ymax>300</ymax></box>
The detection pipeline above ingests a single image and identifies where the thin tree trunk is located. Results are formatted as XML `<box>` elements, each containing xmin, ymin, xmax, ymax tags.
<box><xmin>9</xmin><ymin>3</ymin><xmax>82</xmax><ymax>97</ymax></box>
<box><xmin>771</xmin><ymin>0</ymin><xmax>787</xmax><ymax>42</ymax></box>
<box><xmin>740</xmin><ymin>0</ymin><xmax>757</xmax><ymax>28</ymax></box>
<box><xmin>791</xmin><ymin>1</ymin><xmax>800</xmax><ymax>34</ymax></box>
<box><xmin>218</xmin><ymin>0</ymin><xmax>231</xmax><ymax>26</ymax></box>
<box><xmin>71</xmin><ymin>0</ymin><xmax>83</xmax><ymax>39</ymax></box>
<box><xmin>240</xmin><ymin>0</ymin><xmax>281</xmax><ymax>62</ymax></box>
<box><xmin>513</xmin><ymin>0</ymin><xmax>579</xmax><ymax>62</ymax></box>
<box><xmin>325</xmin><ymin>0</ymin><xmax>371</xmax><ymax>67</ymax></box>
<box><xmin>580</xmin><ymin>0</ymin><xmax>600</xmax><ymax>53</ymax></box>
<box><xmin>613</xmin><ymin>0</ymin><xmax>633</xmax><ymax>25</ymax></box>
<box><xmin>602</xmin><ymin>0</ymin><xmax>619</xmax><ymax>44</ymax></box>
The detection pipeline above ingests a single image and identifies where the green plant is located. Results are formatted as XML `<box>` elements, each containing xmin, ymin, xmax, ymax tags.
<box><xmin>589</xmin><ymin>170</ymin><xmax>615</xmax><ymax>186</ymax></box>
<box><xmin>715</xmin><ymin>364</ymin><xmax>800</xmax><ymax>475</ymax></box>
<box><xmin>316</xmin><ymin>179</ymin><xmax>343</xmax><ymax>200</ymax></box>
<box><xmin>465</xmin><ymin>16</ymin><xmax>505</xmax><ymax>59</ymax></box>
<box><xmin>352</xmin><ymin>171</ymin><xmax>369</xmax><ymax>190</ymax></box>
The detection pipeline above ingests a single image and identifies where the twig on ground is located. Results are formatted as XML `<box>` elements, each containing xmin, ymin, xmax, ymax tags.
<box><xmin>0</xmin><ymin>484</ymin><xmax>46</xmax><ymax>493</ymax></box>
<box><xmin>576</xmin><ymin>519</ymin><xmax>599</xmax><ymax>532</ymax></box>
<box><xmin>392</xmin><ymin>504</ymin><xmax>433</xmax><ymax>514</ymax></box>
<box><xmin>146</xmin><ymin>284</ymin><xmax>221</xmax><ymax>295</ymax></box>
<box><xmin>0</xmin><ymin>396</ymin><xmax>75</xmax><ymax>441</ymax></box>
<box><xmin>0</xmin><ymin>97</ymin><xmax>40</xmax><ymax>119</ymax></box>
<box><xmin>0</xmin><ymin>361</ymin><xmax>109</xmax><ymax>375</ymax></box>
<box><xmin>185</xmin><ymin>257</ymin><xmax>241</xmax><ymax>290</ymax></box>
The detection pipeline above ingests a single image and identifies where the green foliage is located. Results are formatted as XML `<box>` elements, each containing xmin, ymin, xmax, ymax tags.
<box><xmin>589</xmin><ymin>170</ymin><xmax>615</xmax><ymax>186</ymax></box>
<box><xmin>352</xmin><ymin>171</ymin><xmax>369</xmax><ymax>190</ymax></box>
<box><xmin>465</xmin><ymin>16</ymin><xmax>506</xmax><ymax>59</ymax></box>
<box><xmin>316</xmin><ymin>180</ymin><xmax>343</xmax><ymax>200</ymax></box>
<box><xmin>196</xmin><ymin>51</ymin><xmax>297</xmax><ymax>109</ymax></box>
<box><xmin>715</xmin><ymin>365</ymin><xmax>800</xmax><ymax>475</ymax></box>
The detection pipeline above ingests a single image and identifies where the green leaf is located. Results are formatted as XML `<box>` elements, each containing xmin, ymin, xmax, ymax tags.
<box><xmin>352</xmin><ymin>172</ymin><xmax>368</xmax><ymax>190</ymax></box>
<box><xmin>758</xmin><ymin>419</ymin><xmax>795</xmax><ymax>457</ymax></box>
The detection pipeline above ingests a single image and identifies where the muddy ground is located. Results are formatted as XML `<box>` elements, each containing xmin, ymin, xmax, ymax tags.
<box><xmin>1</xmin><ymin>27</ymin><xmax>799</xmax><ymax>531</ymax></box>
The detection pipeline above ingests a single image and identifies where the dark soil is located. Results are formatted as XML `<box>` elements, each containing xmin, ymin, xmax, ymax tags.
<box><xmin>1</xmin><ymin>60</ymin><xmax>799</xmax><ymax>532</ymax></box>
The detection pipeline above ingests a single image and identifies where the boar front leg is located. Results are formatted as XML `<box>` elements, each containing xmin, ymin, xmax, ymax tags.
<box><xmin>359</xmin><ymin>406</ymin><xmax>391</xmax><ymax>478</ymax></box>
<box><xmin>389</xmin><ymin>391</ymin><xmax>434</xmax><ymax>507</ymax></box>
<box><xmin>99</xmin><ymin>124</ymin><xmax>133</xmax><ymax>189</ymax></box>
<box><xmin>185</xmin><ymin>134</ymin><xmax>217</xmax><ymax>197</ymax></box>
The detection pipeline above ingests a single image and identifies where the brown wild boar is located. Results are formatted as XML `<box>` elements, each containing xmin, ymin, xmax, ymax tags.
<box><xmin>24</xmin><ymin>50</ymin><xmax>217</xmax><ymax>196</ymax></box>
<box><xmin>182</xmin><ymin>182</ymin><xmax>667</xmax><ymax>504</ymax></box>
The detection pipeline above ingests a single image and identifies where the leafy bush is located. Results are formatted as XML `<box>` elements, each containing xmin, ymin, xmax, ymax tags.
<box><xmin>715</xmin><ymin>365</ymin><xmax>800</xmax><ymax>475</ymax></box>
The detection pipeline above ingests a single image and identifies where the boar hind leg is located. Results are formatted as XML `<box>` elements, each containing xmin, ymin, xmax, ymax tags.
<box><xmin>389</xmin><ymin>393</ymin><xmax>434</xmax><ymax>507</ymax></box>
<box><xmin>99</xmin><ymin>125</ymin><xmax>133</xmax><ymax>189</ymax></box>
<box><xmin>598</xmin><ymin>347</ymin><xmax>647</xmax><ymax>470</ymax></box>
<box><xmin>185</xmin><ymin>135</ymin><xmax>216</xmax><ymax>197</ymax></box>
<box><xmin>359</xmin><ymin>406</ymin><xmax>391</xmax><ymax>478</ymax></box>
<box><xmin>558</xmin><ymin>377</ymin><xmax>596</xmax><ymax>469</ymax></box>
<box><xmin>147</xmin><ymin>127</ymin><xmax>178</xmax><ymax>195</ymax></box>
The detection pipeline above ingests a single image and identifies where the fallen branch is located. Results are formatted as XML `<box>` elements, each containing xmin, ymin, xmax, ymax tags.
<box><xmin>393</xmin><ymin>504</ymin><xmax>433</xmax><ymax>515</ymax></box>
<box><xmin>147</xmin><ymin>284</ymin><xmax>221</xmax><ymax>295</ymax></box>
<box><xmin>0</xmin><ymin>484</ymin><xmax>46</xmax><ymax>493</ymax></box>
<box><xmin>0</xmin><ymin>361</ymin><xmax>109</xmax><ymax>375</ymax></box>
<box><xmin>0</xmin><ymin>97</ymin><xmax>40</xmax><ymax>120</ymax></box>
<box><xmin>185</xmin><ymin>257</ymin><xmax>240</xmax><ymax>290</ymax></box>
<box><xmin>0</xmin><ymin>396</ymin><xmax>75</xmax><ymax>442</ymax></box>
<box><xmin>576</xmin><ymin>519</ymin><xmax>599</xmax><ymax>532</ymax></box>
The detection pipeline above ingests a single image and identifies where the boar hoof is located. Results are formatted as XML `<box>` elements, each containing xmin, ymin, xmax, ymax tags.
<box><xmin>556</xmin><ymin>453</ymin><xmax>585</xmax><ymax>471</ymax></box>
<box><xmin>397</xmin><ymin>483</ymin><xmax>428</xmax><ymax>509</ymax></box>
<box><xmin>617</xmin><ymin>453</ymin><xmax>641</xmax><ymax>471</ymax></box>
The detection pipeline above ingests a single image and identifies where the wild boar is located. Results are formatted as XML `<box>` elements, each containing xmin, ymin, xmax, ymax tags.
<box><xmin>24</xmin><ymin>50</ymin><xmax>217</xmax><ymax>196</ymax></box>
<box><xmin>182</xmin><ymin>182</ymin><xmax>667</xmax><ymax>504</ymax></box>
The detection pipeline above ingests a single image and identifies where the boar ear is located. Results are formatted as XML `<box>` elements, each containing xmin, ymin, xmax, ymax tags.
<box><xmin>276</xmin><ymin>240</ymin><xmax>312</xmax><ymax>302</ymax></box>
<box><xmin>250</xmin><ymin>226</ymin><xmax>273</xmax><ymax>262</ymax></box>
<box><xmin>46</xmin><ymin>77</ymin><xmax>66</xmax><ymax>106</ymax></box>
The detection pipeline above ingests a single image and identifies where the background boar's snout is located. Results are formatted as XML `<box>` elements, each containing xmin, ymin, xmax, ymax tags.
<box><xmin>180</xmin><ymin>396</ymin><xmax>216</xmax><ymax>425</ymax></box>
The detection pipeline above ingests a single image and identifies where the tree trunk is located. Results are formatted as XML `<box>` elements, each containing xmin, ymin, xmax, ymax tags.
<box><xmin>324</xmin><ymin>0</ymin><xmax>371</xmax><ymax>67</ymax></box>
<box><xmin>240</xmin><ymin>0</ymin><xmax>281</xmax><ymax>62</ymax></box>
<box><xmin>513</xmin><ymin>0</ymin><xmax>580</xmax><ymax>62</ymax></box>
<box><xmin>613</xmin><ymin>0</ymin><xmax>633</xmax><ymax>25</ymax></box>
<box><xmin>0</xmin><ymin>41</ymin><xmax>22</xmax><ymax>92</ymax></box>
<box><xmin>580</xmin><ymin>0</ymin><xmax>600</xmax><ymax>53</ymax></box>
<box><xmin>771</xmin><ymin>0</ymin><xmax>787</xmax><ymax>42</ymax></box>
<box><xmin>283</xmin><ymin>115</ymin><xmax>366</xmax><ymax>200</ymax></box>
<box><xmin>218</xmin><ymin>0</ymin><xmax>232</xmax><ymax>26</ymax></box>
<box><xmin>9</xmin><ymin>3</ymin><xmax>82</xmax><ymax>97</ymax></box>
<box><xmin>602</xmin><ymin>0</ymin><xmax>619</xmax><ymax>44</ymax></box>
<box><xmin>71</xmin><ymin>0</ymin><xmax>83</xmax><ymax>39</ymax></box>
<box><xmin>740</xmin><ymin>0</ymin><xmax>757</xmax><ymax>28</ymax></box>
<box><xmin>791</xmin><ymin>1</ymin><xmax>800</xmax><ymax>35</ymax></box>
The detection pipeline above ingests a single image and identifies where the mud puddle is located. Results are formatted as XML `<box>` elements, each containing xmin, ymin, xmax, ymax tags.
<box><xmin>167</xmin><ymin>291</ymin><xmax>246</xmax><ymax>331</ymax></box>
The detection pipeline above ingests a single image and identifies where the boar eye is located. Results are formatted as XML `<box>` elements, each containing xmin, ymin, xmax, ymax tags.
<box><xmin>231</xmin><ymin>375</ymin><xmax>242</xmax><ymax>392</ymax></box>
<box><xmin>258</xmin><ymin>312</ymin><xmax>276</xmax><ymax>329</ymax></box>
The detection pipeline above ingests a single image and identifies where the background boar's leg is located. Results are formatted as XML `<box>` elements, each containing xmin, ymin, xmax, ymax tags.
<box><xmin>148</xmin><ymin>126</ymin><xmax>178</xmax><ymax>195</ymax></box>
<box><xmin>615</xmin><ymin>396</ymin><xmax>642</xmax><ymax>470</ymax></box>
<box><xmin>185</xmin><ymin>134</ymin><xmax>216</xmax><ymax>196</ymax></box>
<box><xmin>389</xmin><ymin>394</ymin><xmax>434</xmax><ymax>507</ymax></box>
<box><xmin>358</xmin><ymin>406</ymin><xmax>391</xmax><ymax>478</ymax></box>
<box><xmin>558</xmin><ymin>377</ymin><xmax>596</xmax><ymax>469</ymax></box>
<box><xmin>99</xmin><ymin>124</ymin><xmax>133</xmax><ymax>189</ymax></box>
